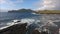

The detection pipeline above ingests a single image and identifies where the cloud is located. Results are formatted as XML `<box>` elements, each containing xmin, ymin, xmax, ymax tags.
<box><xmin>0</xmin><ymin>0</ymin><xmax>23</xmax><ymax>4</ymax></box>
<box><xmin>35</xmin><ymin>0</ymin><xmax>60</xmax><ymax>10</ymax></box>
<box><xmin>0</xmin><ymin>0</ymin><xmax>6</xmax><ymax>4</ymax></box>
<box><xmin>0</xmin><ymin>0</ymin><xmax>23</xmax><ymax>10</ymax></box>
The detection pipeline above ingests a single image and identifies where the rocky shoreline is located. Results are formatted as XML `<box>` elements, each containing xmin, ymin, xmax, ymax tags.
<box><xmin>0</xmin><ymin>22</ymin><xmax>59</xmax><ymax>34</ymax></box>
<box><xmin>0</xmin><ymin>23</ymin><xmax>48</xmax><ymax>34</ymax></box>
<box><xmin>0</xmin><ymin>23</ymin><xmax>27</xmax><ymax>34</ymax></box>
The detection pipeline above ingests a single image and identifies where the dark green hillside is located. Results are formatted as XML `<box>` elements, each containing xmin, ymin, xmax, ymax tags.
<box><xmin>8</xmin><ymin>9</ymin><xmax>35</xmax><ymax>13</ymax></box>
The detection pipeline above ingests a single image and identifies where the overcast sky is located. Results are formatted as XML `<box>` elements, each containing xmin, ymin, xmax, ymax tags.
<box><xmin>0</xmin><ymin>0</ymin><xmax>60</xmax><ymax>12</ymax></box>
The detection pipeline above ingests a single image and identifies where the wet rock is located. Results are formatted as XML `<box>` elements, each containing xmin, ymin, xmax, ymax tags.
<box><xmin>40</xmin><ymin>31</ymin><xmax>48</xmax><ymax>34</ymax></box>
<box><xmin>31</xmin><ymin>30</ymin><xmax>40</xmax><ymax>34</ymax></box>
<box><xmin>0</xmin><ymin>23</ymin><xmax>27</xmax><ymax>34</ymax></box>
<box><xmin>27</xmin><ymin>23</ymin><xmax>39</xmax><ymax>34</ymax></box>
<box><xmin>31</xmin><ymin>29</ymin><xmax>49</xmax><ymax>34</ymax></box>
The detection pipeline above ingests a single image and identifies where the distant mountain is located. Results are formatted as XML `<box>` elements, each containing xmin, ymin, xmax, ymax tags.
<box><xmin>8</xmin><ymin>9</ymin><xmax>35</xmax><ymax>13</ymax></box>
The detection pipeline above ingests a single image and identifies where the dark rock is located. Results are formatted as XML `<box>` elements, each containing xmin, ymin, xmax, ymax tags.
<box><xmin>40</xmin><ymin>31</ymin><xmax>48</xmax><ymax>34</ymax></box>
<box><xmin>31</xmin><ymin>30</ymin><xmax>40</xmax><ymax>34</ymax></box>
<box><xmin>0</xmin><ymin>23</ymin><xmax>27</xmax><ymax>34</ymax></box>
<box><xmin>27</xmin><ymin>23</ymin><xmax>39</xmax><ymax>34</ymax></box>
<box><xmin>31</xmin><ymin>29</ymin><xmax>49</xmax><ymax>34</ymax></box>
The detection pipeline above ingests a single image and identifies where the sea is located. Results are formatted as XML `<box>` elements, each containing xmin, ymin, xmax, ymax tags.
<box><xmin>0</xmin><ymin>12</ymin><xmax>41</xmax><ymax>29</ymax></box>
<box><xmin>0</xmin><ymin>12</ymin><xmax>60</xmax><ymax>34</ymax></box>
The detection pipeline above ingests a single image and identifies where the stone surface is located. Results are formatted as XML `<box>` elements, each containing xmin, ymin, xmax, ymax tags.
<box><xmin>31</xmin><ymin>30</ymin><xmax>40</xmax><ymax>34</ymax></box>
<box><xmin>0</xmin><ymin>23</ymin><xmax>27</xmax><ymax>34</ymax></box>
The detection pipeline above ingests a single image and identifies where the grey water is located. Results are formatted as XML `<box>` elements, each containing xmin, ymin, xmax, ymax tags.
<box><xmin>0</xmin><ymin>12</ymin><xmax>41</xmax><ymax>28</ymax></box>
<box><xmin>0</xmin><ymin>12</ymin><xmax>60</xmax><ymax>32</ymax></box>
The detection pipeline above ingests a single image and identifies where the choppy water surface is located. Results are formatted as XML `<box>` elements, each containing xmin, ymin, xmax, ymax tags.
<box><xmin>0</xmin><ymin>12</ymin><xmax>60</xmax><ymax>31</ymax></box>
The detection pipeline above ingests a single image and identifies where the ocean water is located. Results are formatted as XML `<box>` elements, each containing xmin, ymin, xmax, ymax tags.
<box><xmin>0</xmin><ymin>12</ymin><xmax>41</xmax><ymax>29</ymax></box>
<box><xmin>0</xmin><ymin>12</ymin><xmax>60</xmax><ymax>33</ymax></box>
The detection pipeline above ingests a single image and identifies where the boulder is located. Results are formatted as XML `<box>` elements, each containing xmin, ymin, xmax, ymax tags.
<box><xmin>0</xmin><ymin>23</ymin><xmax>27</xmax><ymax>34</ymax></box>
<box><xmin>31</xmin><ymin>30</ymin><xmax>40</xmax><ymax>34</ymax></box>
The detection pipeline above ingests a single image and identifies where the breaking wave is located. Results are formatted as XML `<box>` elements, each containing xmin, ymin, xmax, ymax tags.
<box><xmin>0</xmin><ymin>13</ymin><xmax>60</xmax><ymax>34</ymax></box>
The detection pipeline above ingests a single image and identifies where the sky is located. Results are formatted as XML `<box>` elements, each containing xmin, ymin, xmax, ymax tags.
<box><xmin>0</xmin><ymin>0</ymin><xmax>60</xmax><ymax>12</ymax></box>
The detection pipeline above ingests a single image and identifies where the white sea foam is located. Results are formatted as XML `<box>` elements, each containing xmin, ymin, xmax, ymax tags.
<box><xmin>0</xmin><ymin>18</ymin><xmax>40</xmax><ymax>30</ymax></box>
<box><xmin>0</xmin><ymin>17</ymin><xmax>59</xmax><ymax>30</ymax></box>
<box><xmin>32</xmin><ymin>13</ymin><xmax>40</xmax><ymax>15</ymax></box>
<box><xmin>0</xmin><ymin>26</ymin><xmax>10</xmax><ymax>30</ymax></box>
<box><xmin>0</xmin><ymin>14</ymin><xmax>60</xmax><ymax>31</ymax></box>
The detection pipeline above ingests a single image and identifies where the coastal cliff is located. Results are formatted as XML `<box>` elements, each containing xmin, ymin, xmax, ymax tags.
<box><xmin>36</xmin><ymin>10</ymin><xmax>60</xmax><ymax>14</ymax></box>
